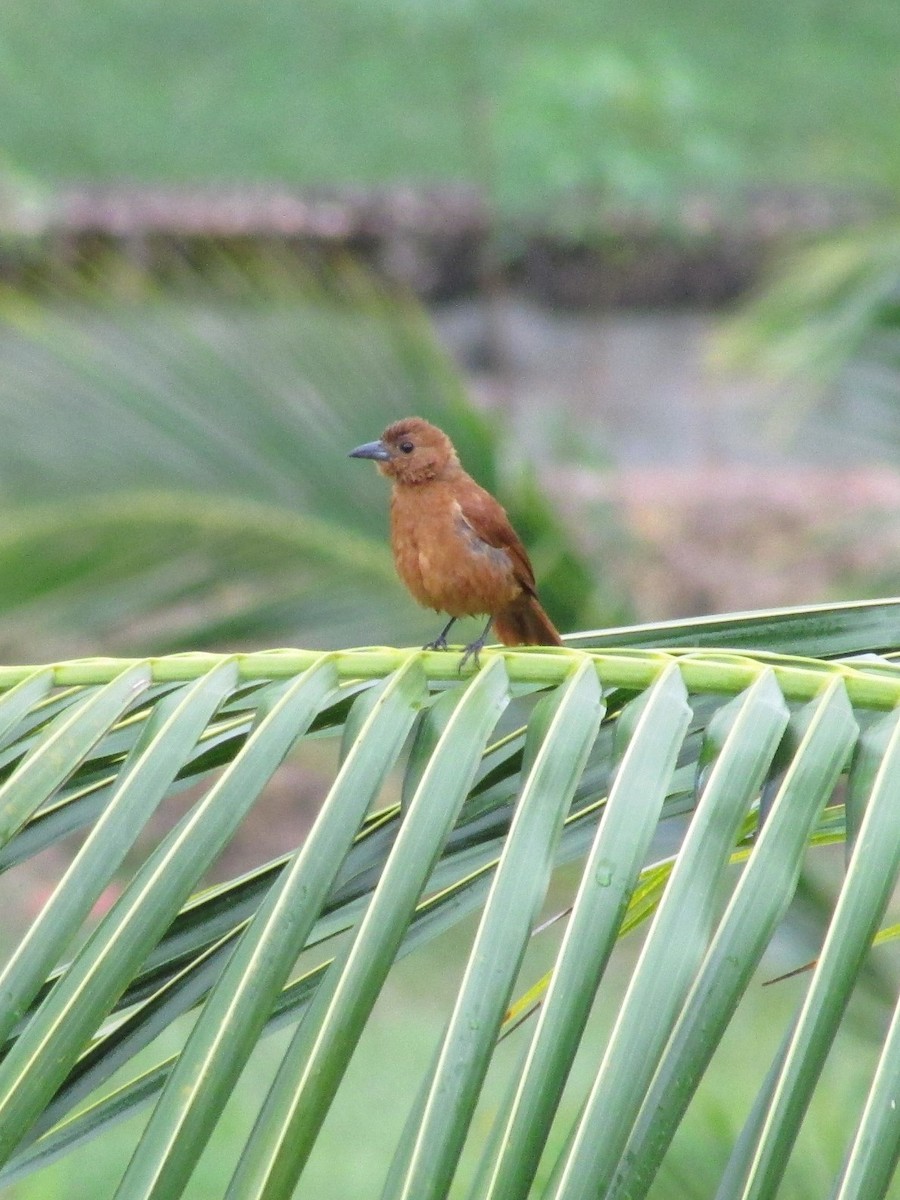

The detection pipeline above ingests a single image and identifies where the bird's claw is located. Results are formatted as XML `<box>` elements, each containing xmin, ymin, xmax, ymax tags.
<box><xmin>458</xmin><ymin>640</ymin><xmax>484</xmax><ymax>673</ymax></box>
<box><xmin>423</xmin><ymin>635</ymin><xmax>449</xmax><ymax>652</ymax></box>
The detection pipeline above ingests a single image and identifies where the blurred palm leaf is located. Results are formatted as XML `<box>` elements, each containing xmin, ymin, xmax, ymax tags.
<box><xmin>0</xmin><ymin>255</ymin><xmax>601</xmax><ymax>655</ymax></box>
<box><xmin>718</xmin><ymin>223</ymin><xmax>900</xmax><ymax>457</ymax></box>
<box><xmin>718</xmin><ymin>223</ymin><xmax>900</xmax><ymax>614</ymax></box>
<box><xmin>0</xmin><ymin>600</ymin><xmax>899</xmax><ymax>1195</ymax></box>
<box><xmin>720</xmin><ymin>226</ymin><xmax>900</xmax><ymax>381</ymax></box>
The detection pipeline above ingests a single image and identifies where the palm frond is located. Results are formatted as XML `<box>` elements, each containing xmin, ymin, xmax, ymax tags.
<box><xmin>0</xmin><ymin>600</ymin><xmax>899</xmax><ymax>1196</ymax></box>
<box><xmin>0</xmin><ymin>258</ymin><xmax>602</xmax><ymax>656</ymax></box>
<box><xmin>717</xmin><ymin>223</ymin><xmax>900</xmax><ymax>460</ymax></box>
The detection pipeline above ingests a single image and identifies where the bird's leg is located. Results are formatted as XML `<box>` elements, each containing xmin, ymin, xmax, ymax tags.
<box><xmin>459</xmin><ymin>616</ymin><xmax>494</xmax><ymax>672</ymax></box>
<box><xmin>424</xmin><ymin>616</ymin><xmax>457</xmax><ymax>652</ymax></box>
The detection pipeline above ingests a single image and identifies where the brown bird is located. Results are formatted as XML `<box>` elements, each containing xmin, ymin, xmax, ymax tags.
<box><xmin>349</xmin><ymin>417</ymin><xmax>563</xmax><ymax>666</ymax></box>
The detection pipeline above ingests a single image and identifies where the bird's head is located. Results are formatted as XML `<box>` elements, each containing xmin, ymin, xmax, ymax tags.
<box><xmin>349</xmin><ymin>417</ymin><xmax>459</xmax><ymax>484</ymax></box>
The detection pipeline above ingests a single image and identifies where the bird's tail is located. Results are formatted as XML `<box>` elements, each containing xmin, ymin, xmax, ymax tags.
<box><xmin>493</xmin><ymin>595</ymin><xmax>563</xmax><ymax>647</ymax></box>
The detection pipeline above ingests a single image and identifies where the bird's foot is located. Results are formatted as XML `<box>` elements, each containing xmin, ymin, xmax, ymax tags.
<box><xmin>423</xmin><ymin>635</ymin><xmax>449</xmax><ymax>652</ymax></box>
<box><xmin>424</xmin><ymin>618</ymin><xmax>457</xmax><ymax>652</ymax></box>
<box><xmin>458</xmin><ymin>617</ymin><xmax>493</xmax><ymax>673</ymax></box>
<box><xmin>458</xmin><ymin>637</ymin><xmax>486</xmax><ymax>673</ymax></box>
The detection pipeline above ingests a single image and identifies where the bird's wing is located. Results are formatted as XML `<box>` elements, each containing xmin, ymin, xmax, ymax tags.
<box><xmin>453</xmin><ymin>487</ymin><xmax>537</xmax><ymax>595</ymax></box>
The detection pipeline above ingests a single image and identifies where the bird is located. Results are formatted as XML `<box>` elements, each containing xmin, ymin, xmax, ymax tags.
<box><xmin>349</xmin><ymin>417</ymin><xmax>563</xmax><ymax>667</ymax></box>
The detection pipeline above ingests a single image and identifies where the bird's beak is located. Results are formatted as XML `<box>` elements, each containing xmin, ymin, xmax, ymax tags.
<box><xmin>349</xmin><ymin>439</ymin><xmax>391</xmax><ymax>462</ymax></box>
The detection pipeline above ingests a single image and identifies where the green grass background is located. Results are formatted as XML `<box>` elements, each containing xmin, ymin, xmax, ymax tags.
<box><xmin>1</xmin><ymin>0</ymin><xmax>898</xmax><ymax>206</ymax></box>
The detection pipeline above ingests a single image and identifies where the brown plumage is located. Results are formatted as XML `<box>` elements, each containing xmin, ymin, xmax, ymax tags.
<box><xmin>349</xmin><ymin>417</ymin><xmax>563</xmax><ymax>665</ymax></box>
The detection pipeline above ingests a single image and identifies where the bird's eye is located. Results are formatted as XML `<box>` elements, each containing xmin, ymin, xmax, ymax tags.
<box><xmin>399</xmin><ymin>441</ymin><xmax>414</xmax><ymax>454</ymax></box>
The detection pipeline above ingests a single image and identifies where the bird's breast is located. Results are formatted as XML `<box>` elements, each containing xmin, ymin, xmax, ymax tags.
<box><xmin>390</xmin><ymin>486</ymin><xmax>520</xmax><ymax>617</ymax></box>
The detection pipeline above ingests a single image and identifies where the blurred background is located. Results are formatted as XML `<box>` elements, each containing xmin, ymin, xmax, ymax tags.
<box><xmin>1</xmin><ymin>1</ymin><xmax>900</xmax><ymax>1195</ymax></box>
<box><xmin>0</xmin><ymin>0</ymin><xmax>898</xmax><ymax>663</ymax></box>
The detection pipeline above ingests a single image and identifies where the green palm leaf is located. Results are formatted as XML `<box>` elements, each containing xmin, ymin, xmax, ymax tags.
<box><xmin>0</xmin><ymin>600</ymin><xmax>898</xmax><ymax>1196</ymax></box>
<box><xmin>0</xmin><ymin>264</ymin><xmax>600</xmax><ymax>657</ymax></box>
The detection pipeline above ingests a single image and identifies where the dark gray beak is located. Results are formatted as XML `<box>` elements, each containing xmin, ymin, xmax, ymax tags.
<box><xmin>349</xmin><ymin>439</ymin><xmax>390</xmax><ymax>462</ymax></box>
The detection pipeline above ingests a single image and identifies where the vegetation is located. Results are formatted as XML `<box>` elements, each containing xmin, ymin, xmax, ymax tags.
<box><xmin>2</xmin><ymin>0</ymin><xmax>899</xmax><ymax>206</ymax></box>
<box><xmin>0</xmin><ymin>5</ymin><xmax>897</xmax><ymax>1192</ymax></box>
<box><xmin>722</xmin><ymin>224</ymin><xmax>900</xmax><ymax>462</ymax></box>
<box><xmin>0</xmin><ymin>601</ymin><xmax>898</xmax><ymax>1196</ymax></box>
<box><xmin>0</xmin><ymin>258</ymin><xmax>607</xmax><ymax>662</ymax></box>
